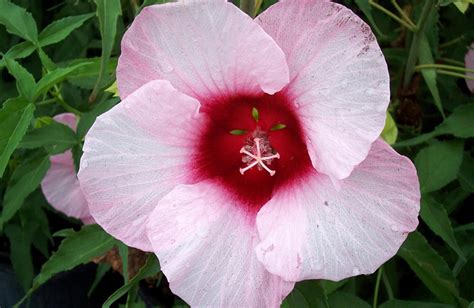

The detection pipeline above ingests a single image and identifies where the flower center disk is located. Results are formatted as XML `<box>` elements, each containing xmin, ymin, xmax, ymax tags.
<box><xmin>195</xmin><ymin>93</ymin><xmax>312</xmax><ymax>213</ymax></box>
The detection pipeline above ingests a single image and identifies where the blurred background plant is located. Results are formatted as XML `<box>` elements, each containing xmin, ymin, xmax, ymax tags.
<box><xmin>0</xmin><ymin>0</ymin><xmax>473</xmax><ymax>307</ymax></box>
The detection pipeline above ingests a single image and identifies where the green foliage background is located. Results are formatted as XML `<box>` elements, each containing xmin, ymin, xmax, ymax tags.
<box><xmin>0</xmin><ymin>0</ymin><xmax>473</xmax><ymax>307</ymax></box>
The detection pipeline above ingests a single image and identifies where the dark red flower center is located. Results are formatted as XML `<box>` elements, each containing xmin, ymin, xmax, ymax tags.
<box><xmin>195</xmin><ymin>92</ymin><xmax>313</xmax><ymax>213</ymax></box>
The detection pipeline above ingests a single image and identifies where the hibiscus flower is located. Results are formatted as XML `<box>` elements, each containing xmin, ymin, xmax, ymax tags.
<box><xmin>78</xmin><ymin>1</ymin><xmax>420</xmax><ymax>306</ymax></box>
<box><xmin>41</xmin><ymin>113</ymin><xmax>93</xmax><ymax>224</ymax></box>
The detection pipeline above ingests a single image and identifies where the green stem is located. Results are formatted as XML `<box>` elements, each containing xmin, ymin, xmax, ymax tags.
<box><xmin>415</xmin><ymin>63</ymin><xmax>474</xmax><ymax>73</ymax></box>
<box><xmin>369</xmin><ymin>0</ymin><xmax>416</xmax><ymax>31</ymax></box>
<box><xmin>240</xmin><ymin>0</ymin><xmax>256</xmax><ymax>17</ymax></box>
<box><xmin>439</xmin><ymin>58</ymin><xmax>464</xmax><ymax>66</ymax></box>
<box><xmin>37</xmin><ymin>98</ymin><xmax>57</xmax><ymax>106</ymax></box>
<box><xmin>52</xmin><ymin>86</ymin><xmax>82</xmax><ymax>115</ymax></box>
<box><xmin>437</xmin><ymin>69</ymin><xmax>474</xmax><ymax>80</ymax></box>
<box><xmin>403</xmin><ymin>0</ymin><xmax>435</xmax><ymax>88</ymax></box>
<box><xmin>373</xmin><ymin>267</ymin><xmax>383</xmax><ymax>308</ymax></box>
<box><xmin>390</xmin><ymin>0</ymin><xmax>416</xmax><ymax>29</ymax></box>
<box><xmin>382</xmin><ymin>271</ymin><xmax>394</xmax><ymax>300</ymax></box>
<box><xmin>440</xmin><ymin>35</ymin><xmax>465</xmax><ymax>49</ymax></box>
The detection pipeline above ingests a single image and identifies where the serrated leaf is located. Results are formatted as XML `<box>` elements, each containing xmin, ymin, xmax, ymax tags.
<box><xmin>0</xmin><ymin>0</ymin><xmax>38</xmax><ymax>43</ymax></box>
<box><xmin>4</xmin><ymin>56</ymin><xmax>36</xmax><ymax>100</ymax></box>
<box><xmin>398</xmin><ymin>231</ymin><xmax>463</xmax><ymax>305</ymax></box>
<box><xmin>0</xmin><ymin>98</ymin><xmax>35</xmax><ymax>177</ymax></box>
<box><xmin>19</xmin><ymin>121</ymin><xmax>78</xmax><ymax>154</ymax></box>
<box><xmin>103</xmin><ymin>255</ymin><xmax>160</xmax><ymax>308</ymax></box>
<box><xmin>4</xmin><ymin>224</ymin><xmax>34</xmax><ymax>291</ymax></box>
<box><xmin>20</xmin><ymin>224</ymin><xmax>116</xmax><ymax>303</ymax></box>
<box><xmin>38</xmin><ymin>13</ymin><xmax>95</xmax><ymax>46</ymax></box>
<box><xmin>418</xmin><ymin>34</ymin><xmax>444</xmax><ymax>118</ymax></box>
<box><xmin>91</xmin><ymin>0</ymin><xmax>122</xmax><ymax>99</ymax></box>
<box><xmin>415</xmin><ymin>140</ymin><xmax>464</xmax><ymax>193</ymax></box>
<box><xmin>420</xmin><ymin>195</ymin><xmax>465</xmax><ymax>260</ymax></box>
<box><xmin>33</xmin><ymin>62</ymin><xmax>92</xmax><ymax>100</ymax></box>
<box><xmin>0</xmin><ymin>153</ymin><xmax>50</xmax><ymax>229</ymax></box>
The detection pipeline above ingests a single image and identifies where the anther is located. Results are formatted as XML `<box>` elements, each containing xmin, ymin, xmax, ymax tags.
<box><xmin>239</xmin><ymin>137</ymin><xmax>280</xmax><ymax>176</ymax></box>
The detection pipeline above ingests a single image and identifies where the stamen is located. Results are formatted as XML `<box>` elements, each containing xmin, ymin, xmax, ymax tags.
<box><xmin>239</xmin><ymin>137</ymin><xmax>280</xmax><ymax>176</ymax></box>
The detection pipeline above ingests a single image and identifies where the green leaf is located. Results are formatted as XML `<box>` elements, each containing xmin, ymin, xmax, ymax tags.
<box><xmin>88</xmin><ymin>263</ymin><xmax>111</xmax><ymax>297</ymax></box>
<box><xmin>66</xmin><ymin>57</ymin><xmax>118</xmax><ymax>89</ymax></box>
<box><xmin>398</xmin><ymin>231</ymin><xmax>463</xmax><ymax>305</ymax></box>
<box><xmin>19</xmin><ymin>121</ymin><xmax>78</xmax><ymax>154</ymax></box>
<box><xmin>0</xmin><ymin>153</ymin><xmax>50</xmax><ymax>229</ymax></box>
<box><xmin>282</xmin><ymin>281</ymin><xmax>329</xmax><ymax>308</ymax></box>
<box><xmin>4</xmin><ymin>224</ymin><xmax>34</xmax><ymax>291</ymax></box>
<box><xmin>381</xmin><ymin>112</ymin><xmax>398</xmax><ymax>145</ymax></box>
<box><xmin>458</xmin><ymin>153</ymin><xmax>474</xmax><ymax>193</ymax></box>
<box><xmin>4</xmin><ymin>56</ymin><xmax>36</xmax><ymax>101</ymax></box>
<box><xmin>327</xmin><ymin>292</ymin><xmax>370</xmax><ymax>308</ymax></box>
<box><xmin>0</xmin><ymin>0</ymin><xmax>38</xmax><ymax>43</ymax></box>
<box><xmin>418</xmin><ymin>34</ymin><xmax>444</xmax><ymax>118</ymax></box>
<box><xmin>436</xmin><ymin>104</ymin><xmax>474</xmax><ymax>138</ymax></box>
<box><xmin>38</xmin><ymin>13</ymin><xmax>95</xmax><ymax>46</ymax></box>
<box><xmin>0</xmin><ymin>98</ymin><xmax>35</xmax><ymax>177</ymax></box>
<box><xmin>91</xmin><ymin>0</ymin><xmax>122</xmax><ymax>100</ymax></box>
<box><xmin>395</xmin><ymin>104</ymin><xmax>474</xmax><ymax>147</ymax></box>
<box><xmin>379</xmin><ymin>299</ymin><xmax>452</xmax><ymax>308</ymax></box>
<box><xmin>415</xmin><ymin>140</ymin><xmax>464</xmax><ymax>193</ymax></box>
<box><xmin>117</xmin><ymin>241</ymin><xmax>129</xmax><ymax>283</ymax></box>
<box><xmin>0</xmin><ymin>13</ymin><xmax>94</xmax><ymax>67</ymax></box>
<box><xmin>103</xmin><ymin>255</ymin><xmax>160</xmax><ymax>308</ymax></box>
<box><xmin>420</xmin><ymin>195</ymin><xmax>465</xmax><ymax>260</ymax></box>
<box><xmin>18</xmin><ymin>224</ymin><xmax>116</xmax><ymax>305</ymax></box>
<box><xmin>33</xmin><ymin>62</ymin><xmax>92</xmax><ymax>100</ymax></box>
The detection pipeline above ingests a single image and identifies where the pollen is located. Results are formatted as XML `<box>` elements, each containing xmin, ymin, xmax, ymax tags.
<box><xmin>239</xmin><ymin>134</ymin><xmax>280</xmax><ymax>176</ymax></box>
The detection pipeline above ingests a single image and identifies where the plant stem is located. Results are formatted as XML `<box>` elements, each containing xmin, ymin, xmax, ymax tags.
<box><xmin>52</xmin><ymin>85</ymin><xmax>82</xmax><ymax>115</ymax></box>
<box><xmin>382</xmin><ymin>271</ymin><xmax>394</xmax><ymax>300</ymax></box>
<box><xmin>369</xmin><ymin>0</ymin><xmax>416</xmax><ymax>31</ymax></box>
<box><xmin>403</xmin><ymin>0</ymin><xmax>435</xmax><ymax>88</ymax></box>
<box><xmin>440</xmin><ymin>35</ymin><xmax>465</xmax><ymax>49</ymax></box>
<box><xmin>415</xmin><ymin>63</ymin><xmax>474</xmax><ymax>73</ymax></box>
<box><xmin>390</xmin><ymin>0</ymin><xmax>416</xmax><ymax>29</ymax></box>
<box><xmin>37</xmin><ymin>98</ymin><xmax>57</xmax><ymax>106</ymax></box>
<box><xmin>437</xmin><ymin>69</ymin><xmax>474</xmax><ymax>80</ymax></box>
<box><xmin>439</xmin><ymin>57</ymin><xmax>464</xmax><ymax>66</ymax></box>
<box><xmin>373</xmin><ymin>267</ymin><xmax>383</xmax><ymax>308</ymax></box>
<box><xmin>240</xmin><ymin>0</ymin><xmax>256</xmax><ymax>17</ymax></box>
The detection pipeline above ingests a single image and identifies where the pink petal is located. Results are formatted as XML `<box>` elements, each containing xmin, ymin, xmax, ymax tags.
<box><xmin>117</xmin><ymin>1</ymin><xmax>289</xmax><ymax>100</ymax></box>
<box><xmin>465</xmin><ymin>43</ymin><xmax>474</xmax><ymax>93</ymax></box>
<box><xmin>78</xmin><ymin>80</ymin><xmax>205</xmax><ymax>251</ymax></box>
<box><xmin>257</xmin><ymin>1</ymin><xmax>390</xmax><ymax>180</ymax></box>
<box><xmin>255</xmin><ymin>139</ymin><xmax>420</xmax><ymax>281</ymax></box>
<box><xmin>41</xmin><ymin>113</ymin><xmax>92</xmax><ymax>223</ymax></box>
<box><xmin>41</xmin><ymin>149</ymin><xmax>91</xmax><ymax>223</ymax></box>
<box><xmin>146</xmin><ymin>179</ymin><xmax>294</xmax><ymax>307</ymax></box>
<box><xmin>53</xmin><ymin>112</ymin><xmax>77</xmax><ymax>131</ymax></box>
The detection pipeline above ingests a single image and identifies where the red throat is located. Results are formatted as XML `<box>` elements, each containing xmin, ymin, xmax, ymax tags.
<box><xmin>194</xmin><ymin>92</ymin><xmax>313</xmax><ymax>213</ymax></box>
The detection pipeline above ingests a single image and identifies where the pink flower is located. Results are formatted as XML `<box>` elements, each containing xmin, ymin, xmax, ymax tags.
<box><xmin>78</xmin><ymin>1</ymin><xmax>420</xmax><ymax>306</ymax></box>
<box><xmin>41</xmin><ymin>113</ymin><xmax>94</xmax><ymax>224</ymax></box>
<box><xmin>465</xmin><ymin>43</ymin><xmax>474</xmax><ymax>92</ymax></box>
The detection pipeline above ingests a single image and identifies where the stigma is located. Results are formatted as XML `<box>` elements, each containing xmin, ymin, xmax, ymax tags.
<box><xmin>239</xmin><ymin>133</ymin><xmax>280</xmax><ymax>176</ymax></box>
